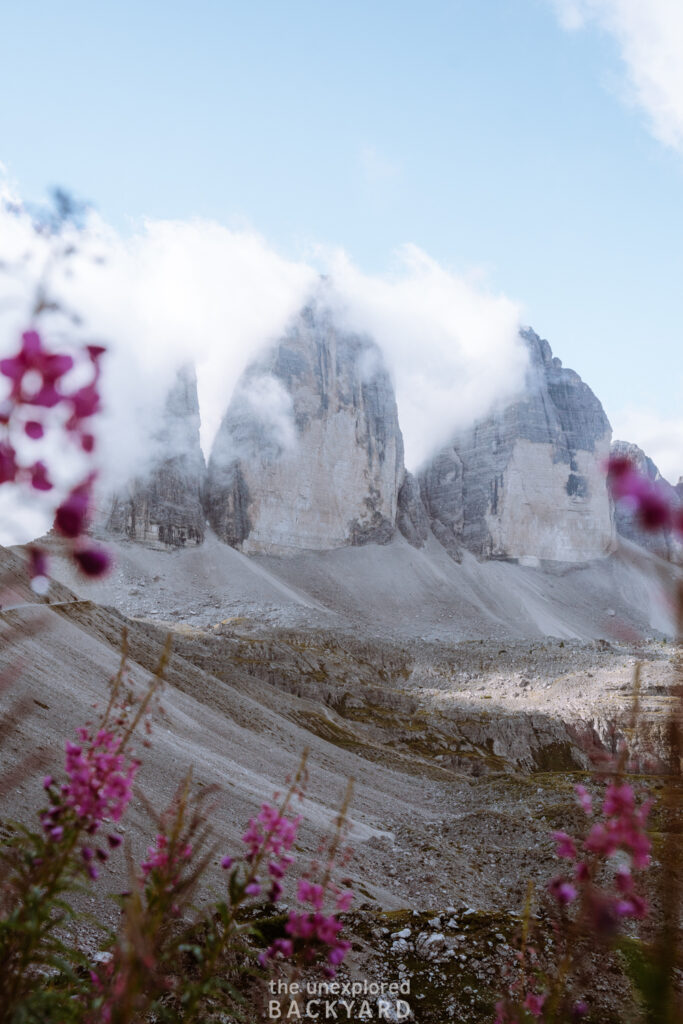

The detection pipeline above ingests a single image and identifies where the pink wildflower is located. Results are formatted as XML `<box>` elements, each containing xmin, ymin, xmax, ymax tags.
<box><xmin>0</xmin><ymin>441</ymin><xmax>17</xmax><ymax>483</ymax></box>
<box><xmin>52</xmin><ymin>728</ymin><xmax>138</xmax><ymax>833</ymax></box>
<box><xmin>335</xmin><ymin>890</ymin><xmax>354</xmax><ymax>912</ymax></box>
<box><xmin>552</xmin><ymin>830</ymin><xmax>577</xmax><ymax>860</ymax></box>
<box><xmin>297</xmin><ymin>878</ymin><xmax>325</xmax><ymax>909</ymax></box>
<box><xmin>141</xmin><ymin>835</ymin><xmax>169</xmax><ymax>877</ymax></box>
<box><xmin>575</xmin><ymin>784</ymin><xmax>592</xmax><ymax>815</ymax></box>
<box><xmin>55</xmin><ymin>484</ymin><xmax>91</xmax><ymax>538</ymax></box>
<box><xmin>73</xmin><ymin>545</ymin><xmax>112</xmax><ymax>577</ymax></box>
<box><xmin>606</xmin><ymin>455</ymin><xmax>676</xmax><ymax>532</ymax></box>
<box><xmin>0</xmin><ymin>330</ymin><xmax>73</xmax><ymax>405</ymax></box>
<box><xmin>258</xmin><ymin>937</ymin><xmax>293</xmax><ymax>965</ymax></box>
<box><xmin>25</xmin><ymin>420</ymin><xmax>44</xmax><ymax>439</ymax></box>
<box><xmin>615</xmin><ymin>893</ymin><xmax>648</xmax><ymax>919</ymax></box>
<box><xmin>30</xmin><ymin>461</ymin><xmax>52</xmax><ymax>491</ymax></box>
<box><xmin>548</xmin><ymin>877</ymin><xmax>577</xmax><ymax>905</ymax></box>
<box><xmin>524</xmin><ymin>992</ymin><xmax>546</xmax><ymax>1017</ymax></box>
<box><xmin>603</xmin><ymin>782</ymin><xmax>635</xmax><ymax>816</ymax></box>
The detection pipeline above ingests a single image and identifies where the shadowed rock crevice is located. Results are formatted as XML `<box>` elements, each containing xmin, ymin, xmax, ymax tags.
<box><xmin>106</xmin><ymin>365</ymin><xmax>206</xmax><ymax>549</ymax></box>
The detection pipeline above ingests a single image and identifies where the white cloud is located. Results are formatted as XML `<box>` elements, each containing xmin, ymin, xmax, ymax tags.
<box><xmin>324</xmin><ymin>245</ymin><xmax>527</xmax><ymax>469</ymax></box>
<box><xmin>551</xmin><ymin>0</ymin><xmax>683</xmax><ymax>154</ymax></box>
<box><xmin>610</xmin><ymin>408</ymin><xmax>683</xmax><ymax>484</ymax></box>
<box><xmin>0</xmin><ymin>183</ymin><xmax>526</xmax><ymax>542</ymax></box>
<box><xmin>0</xmin><ymin>196</ymin><xmax>316</xmax><ymax>486</ymax></box>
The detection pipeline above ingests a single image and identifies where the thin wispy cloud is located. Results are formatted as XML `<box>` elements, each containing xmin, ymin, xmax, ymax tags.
<box><xmin>552</xmin><ymin>0</ymin><xmax>683</xmax><ymax>154</ymax></box>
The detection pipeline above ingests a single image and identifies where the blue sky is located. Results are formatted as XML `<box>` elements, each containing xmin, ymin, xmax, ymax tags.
<box><xmin>0</xmin><ymin>0</ymin><xmax>681</xmax><ymax>479</ymax></box>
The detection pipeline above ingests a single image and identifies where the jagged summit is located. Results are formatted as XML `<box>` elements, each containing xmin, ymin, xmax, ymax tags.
<box><xmin>101</xmin><ymin>317</ymin><xmax>638</xmax><ymax>570</ymax></box>
<box><xmin>418</xmin><ymin>327</ymin><xmax>616</xmax><ymax>563</ymax></box>
<box><xmin>106</xmin><ymin>365</ymin><xmax>206</xmax><ymax>548</ymax></box>
<box><xmin>204</xmin><ymin>294</ymin><xmax>408</xmax><ymax>554</ymax></box>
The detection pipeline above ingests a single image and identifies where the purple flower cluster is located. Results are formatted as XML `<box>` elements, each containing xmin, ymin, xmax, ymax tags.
<box><xmin>0</xmin><ymin>329</ymin><xmax>110</xmax><ymax>583</ymax></box>
<box><xmin>607</xmin><ymin>455</ymin><xmax>683</xmax><ymax>535</ymax></box>
<box><xmin>41</xmin><ymin>727</ymin><xmax>138</xmax><ymax>876</ymax></box>
<box><xmin>141</xmin><ymin>833</ymin><xmax>193</xmax><ymax>881</ymax></box>
<box><xmin>547</xmin><ymin>779</ymin><xmax>651</xmax><ymax>925</ymax></box>
<box><xmin>222</xmin><ymin>800</ymin><xmax>355</xmax><ymax>975</ymax></box>
<box><xmin>240</xmin><ymin>801</ymin><xmax>301</xmax><ymax>902</ymax></box>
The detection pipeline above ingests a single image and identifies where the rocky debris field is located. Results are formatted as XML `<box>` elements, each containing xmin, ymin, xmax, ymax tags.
<box><xmin>1</xmin><ymin>544</ymin><xmax>681</xmax><ymax>1021</ymax></box>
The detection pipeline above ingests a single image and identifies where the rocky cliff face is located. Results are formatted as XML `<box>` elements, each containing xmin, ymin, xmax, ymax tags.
<box><xmin>106</xmin><ymin>366</ymin><xmax>206</xmax><ymax>548</ymax></box>
<box><xmin>610</xmin><ymin>440</ymin><xmax>680</xmax><ymax>561</ymax></box>
<box><xmin>419</xmin><ymin>328</ymin><xmax>616</xmax><ymax>563</ymax></box>
<box><xmin>204</xmin><ymin>296</ymin><xmax>407</xmax><ymax>554</ymax></box>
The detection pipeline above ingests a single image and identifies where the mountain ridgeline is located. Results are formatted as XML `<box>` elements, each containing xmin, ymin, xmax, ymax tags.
<box><xmin>104</xmin><ymin>294</ymin><xmax>676</xmax><ymax>565</ymax></box>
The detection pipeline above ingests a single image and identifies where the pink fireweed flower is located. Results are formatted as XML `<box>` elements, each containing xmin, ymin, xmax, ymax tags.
<box><xmin>0</xmin><ymin>441</ymin><xmax>17</xmax><ymax>484</ymax></box>
<box><xmin>314</xmin><ymin>913</ymin><xmax>343</xmax><ymax>945</ymax></box>
<box><xmin>585</xmin><ymin>822</ymin><xmax>619</xmax><ymax>859</ymax></box>
<box><xmin>494</xmin><ymin>1002</ymin><xmax>519</xmax><ymax>1024</ymax></box>
<box><xmin>55</xmin><ymin>483</ymin><xmax>91</xmax><ymax>538</ymax></box>
<box><xmin>524</xmin><ymin>992</ymin><xmax>546</xmax><ymax>1017</ymax></box>
<box><xmin>283</xmin><ymin>909</ymin><xmax>351</xmax><ymax>969</ymax></box>
<box><xmin>73</xmin><ymin>545</ymin><xmax>112</xmax><ymax>578</ymax></box>
<box><xmin>25</xmin><ymin>420</ymin><xmax>44</xmax><ymax>439</ymax></box>
<box><xmin>335</xmin><ymin>890</ymin><xmax>354</xmax><ymax>912</ymax></box>
<box><xmin>0</xmin><ymin>330</ymin><xmax>73</xmax><ymax>404</ymax></box>
<box><xmin>285</xmin><ymin>912</ymin><xmax>317</xmax><ymax>940</ymax></box>
<box><xmin>548</xmin><ymin>877</ymin><xmax>577</xmax><ymax>905</ymax></box>
<box><xmin>69</xmin><ymin>383</ymin><xmax>100</xmax><ymax>422</ymax></box>
<box><xmin>328</xmin><ymin>939</ymin><xmax>351</xmax><ymax>965</ymax></box>
<box><xmin>574</xmin><ymin>860</ymin><xmax>590</xmax><ymax>882</ymax></box>
<box><xmin>220</xmin><ymin>855</ymin><xmax>233</xmax><ymax>870</ymax></box>
<box><xmin>141</xmin><ymin>835</ymin><xmax>170</xmax><ymax>878</ymax></box>
<box><xmin>49</xmin><ymin>728</ymin><xmax>138</xmax><ymax>834</ymax></box>
<box><xmin>606</xmin><ymin>455</ymin><xmax>678</xmax><ymax>532</ymax></box>
<box><xmin>603</xmin><ymin>782</ymin><xmax>635</xmax><ymax>816</ymax></box>
<box><xmin>575</xmin><ymin>784</ymin><xmax>592</xmax><ymax>815</ymax></box>
<box><xmin>258</xmin><ymin>937</ymin><xmax>294</xmax><ymax>965</ymax></box>
<box><xmin>30</xmin><ymin>461</ymin><xmax>52</xmax><ymax>491</ymax></box>
<box><xmin>615</xmin><ymin>893</ymin><xmax>648</xmax><ymax>919</ymax></box>
<box><xmin>297</xmin><ymin>878</ymin><xmax>325</xmax><ymax>909</ymax></box>
<box><xmin>28</xmin><ymin>544</ymin><xmax>48</xmax><ymax>578</ymax></box>
<box><xmin>552</xmin><ymin>830</ymin><xmax>578</xmax><ymax>860</ymax></box>
<box><xmin>241</xmin><ymin>802</ymin><xmax>301</xmax><ymax>866</ymax></box>
<box><xmin>0</xmin><ymin>328</ymin><xmax>110</xmax><ymax>581</ymax></box>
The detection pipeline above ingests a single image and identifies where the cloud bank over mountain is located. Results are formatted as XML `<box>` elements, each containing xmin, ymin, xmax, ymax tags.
<box><xmin>0</xmin><ymin>187</ymin><xmax>527</xmax><ymax>494</ymax></box>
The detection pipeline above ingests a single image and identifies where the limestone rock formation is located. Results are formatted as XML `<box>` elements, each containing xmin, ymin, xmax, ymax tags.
<box><xmin>419</xmin><ymin>328</ymin><xmax>616</xmax><ymax>563</ymax></box>
<box><xmin>205</xmin><ymin>296</ymin><xmax>407</xmax><ymax>554</ymax></box>
<box><xmin>396</xmin><ymin>471</ymin><xmax>430</xmax><ymax>549</ymax></box>
<box><xmin>106</xmin><ymin>366</ymin><xmax>206</xmax><ymax>548</ymax></box>
<box><xmin>610</xmin><ymin>440</ymin><xmax>680</xmax><ymax>560</ymax></box>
